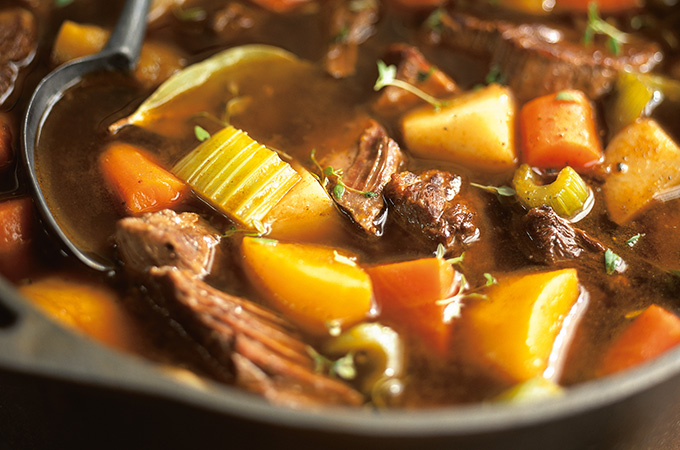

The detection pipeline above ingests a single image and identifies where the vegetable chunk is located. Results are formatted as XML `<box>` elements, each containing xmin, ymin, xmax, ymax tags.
<box><xmin>173</xmin><ymin>126</ymin><xmax>301</xmax><ymax>231</ymax></box>
<box><xmin>599</xmin><ymin>305</ymin><xmax>680</xmax><ymax>376</ymax></box>
<box><xmin>100</xmin><ymin>143</ymin><xmax>189</xmax><ymax>215</ymax></box>
<box><xmin>401</xmin><ymin>84</ymin><xmax>517</xmax><ymax>172</ymax></box>
<box><xmin>460</xmin><ymin>268</ymin><xmax>582</xmax><ymax>382</ymax></box>
<box><xmin>519</xmin><ymin>90</ymin><xmax>603</xmax><ymax>171</ymax></box>
<box><xmin>241</xmin><ymin>237</ymin><xmax>373</xmax><ymax>336</ymax></box>
<box><xmin>0</xmin><ymin>197</ymin><xmax>35</xmax><ymax>280</ymax></box>
<box><xmin>20</xmin><ymin>274</ymin><xmax>143</xmax><ymax>351</ymax></box>
<box><xmin>367</xmin><ymin>257</ymin><xmax>458</xmax><ymax>356</ymax></box>
<box><xmin>603</xmin><ymin>119</ymin><xmax>680</xmax><ymax>225</ymax></box>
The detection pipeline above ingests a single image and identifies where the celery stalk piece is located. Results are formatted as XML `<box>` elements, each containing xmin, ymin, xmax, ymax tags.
<box><xmin>513</xmin><ymin>164</ymin><xmax>591</xmax><ymax>219</ymax></box>
<box><xmin>609</xmin><ymin>71</ymin><xmax>680</xmax><ymax>135</ymax></box>
<box><xmin>173</xmin><ymin>126</ymin><xmax>301</xmax><ymax>229</ymax></box>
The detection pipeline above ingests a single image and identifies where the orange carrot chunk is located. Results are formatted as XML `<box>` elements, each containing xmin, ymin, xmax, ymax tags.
<box><xmin>520</xmin><ymin>90</ymin><xmax>603</xmax><ymax>171</ymax></box>
<box><xmin>248</xmin><ymin>0</ymin><xmax>313</xmax><ymax>13</ymax></box>
<box><xmin>366</xmin><ymin>257</ymin><xmax>458</xmax><ymax>356</ymax></box>
<box><xmin>100</xmin><ymin>143</ymin><xmax>188</xmax><ymax>215</ymax></box>
<box><xmin>0</xmin><ymin>196</ymin><xmax>35</xmax><ymax>279</ymax></box>
<box><xmin>600</xmin><ymin>305</ymin><xmax>680</xmax><ymax>376</ymax></box>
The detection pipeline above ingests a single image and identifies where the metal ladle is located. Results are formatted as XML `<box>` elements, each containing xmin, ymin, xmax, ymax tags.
<box><xmin>22</xmin><ymin>0</ymin><xmax>151</xmax><ymax>272</ymax></box>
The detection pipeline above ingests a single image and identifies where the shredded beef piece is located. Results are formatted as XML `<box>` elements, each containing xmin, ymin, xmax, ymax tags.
<box><xmin>115</xmin><ymin>209</ymin><xmax>221</xmax><ymax>278</ymax></box>
<box><xmin>434</xmin><ymin>9</ymin><xmax>662</xmax><ymax>102</ymax></box>
<box><xmin>0</xmin><ymin>8</ymin><xmax>36</xmax><ymax>106</ymax></box>
<box><xmin>211</xmin><ymin>2</ymin><xmax>258</xmax><ymax>39</ymax></box>
<box><xmin>332</xmin><ymin>120</ymin><xmax>403</xmax><ymax>235</ymax></box>
<box><xmin>115</xmin><ymin>210</ymin><xmax>363</xmax><ymax>408</ymax></box>
<box><xmin>384</xmin><ymin>170</ymin><xmax>479</xmax><ymax>254</ymax></box>
<box><xmin>517</xmin><ymin>205</ymin><xmax>606</xmax><ymax>265</ymax></box>
<box><xmin>323</xmin><ymin>0</ymin><xmax>379</xmax><ymax>78</ymax></box>
<box><xmin>146</xmin><ymin>267</ymin><xmax>363</xmax><ymax>408</ymax></box>
<box><xmin>373</xmin><ymin>44</ymin><xmax>458</xmax><ymax>114</ymax></box>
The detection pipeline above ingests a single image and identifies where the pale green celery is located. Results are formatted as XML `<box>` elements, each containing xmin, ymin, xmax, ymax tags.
<box><xmin>513</xmin><ymin>164</ymin><xmax>590</xmax><ymax>218</ymax></box>
<box><xmin>173</xmin><ymin>126</ymin><xmax>300</xmax><ymax>229</ymax></box>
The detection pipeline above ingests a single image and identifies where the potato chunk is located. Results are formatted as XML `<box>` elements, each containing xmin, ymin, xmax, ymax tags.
<box><xmin>460</xmin><ymin>268</ymin><xmax>583</xmax><ymax>382</ymax></box>
<box><xmin>241</xmin><ymin>237</ymin><xmax>373</xmax><ymax>336</ymax></box>
<box><xmin>400</xmin><ymin>84</ymin><xmax>517</xmax><ymax>172</ymax></box>
<box><xmin>603</xmin><ymin>119</ymin><xmax>680</xmax><ymax>225</ymax></box>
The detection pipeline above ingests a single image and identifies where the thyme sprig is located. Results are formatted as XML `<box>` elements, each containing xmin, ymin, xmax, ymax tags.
<box><xmin>374</xmin><ymin>60</ymin><xmax>448</xmax><ymax>111</ymax></box>
<box><xmin>437</xmin><ymin>272</ymin><xmax>495</xmax><ymax>322</ymax></box>
<box><xmin>310</xmin><ymin>149</ymin><xmax>379</xmax><ymax>200</ymax></box>
<box><xmin>584</xmin><ymin>2</ymin><xmax>629</xmax><ymax>56</ymax></box>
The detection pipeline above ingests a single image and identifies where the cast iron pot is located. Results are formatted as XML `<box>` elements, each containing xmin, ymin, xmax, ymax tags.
<box><xmin>1</xmin><ymin>275</ymin><xmax>679</xmax><ymax>450</ymax></box>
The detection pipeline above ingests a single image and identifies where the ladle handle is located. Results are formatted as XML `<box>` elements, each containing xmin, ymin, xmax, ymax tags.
<box><xmin>103</xmin><ymin>0</ymin><xmax>152</xmax><ymax>71</ymax></box>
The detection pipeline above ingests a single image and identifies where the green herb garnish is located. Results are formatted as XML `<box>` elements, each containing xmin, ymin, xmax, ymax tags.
<box><xmin>55</xmin><ymin>0</ymin><xmax>74</xmax><ymax>7</ymax></box>
<box><xmin>424</xmin><ymin>7</ymin><xmax>445</xmax><ymax>34</ymax></box>
<box><xmin>470</xmin><ymin>182</ymin><xmax>516</xmax><ymax>197</ymax></box>
<box><xmin>194</xmin><ymin>125</ymin><xmax>211</xmax><ymax>142</ymax></box>
<box><xmin>485</xmin><ymin>65</ymin><xmax>507</xmax><ymax>85</ymax></box>
<box><xmin>604</xmin><ymin>248</ymin><xmax>624</xmax><ymax>275</ymax></box>
<box><xmin>173</xmin><ymin>5</ymin><xmax>208</xmax><ymax>22</ymax></box>
<box><xmin>584</xmin><ymin>2</ymin><xmax>629</xmax><ymax>56</ymax></box>
<box><xmin>483</xmin><ymin>273</ymin><xmax>498</xmax><ymax>287</ymax></box>
<box><xmin>626</xmin><ymin>233</ymin><xmax>644</xmax><ymax>247</ymax></box>
<box><xmin>374</xmin><ymin>60</ymin><xmax>448</xmax><ymax>111</ymax></box>
<box><xmin>310</xmin><ymin>149</ymin><xmax>378</xmax><ymax>200</ymax></box>
<box><xmin>555</xmin><ymin>91</ymin><xmax>579</xmax><ymax>101</ymax></box>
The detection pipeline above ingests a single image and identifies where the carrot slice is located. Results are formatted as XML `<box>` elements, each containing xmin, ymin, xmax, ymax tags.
<box><xmin>0</xmin><ymin>197</ymin><xmax>35</xmax><ymax>280</ymax></box>
<box><xmin>599</xmin><ymin>305</ymin><xmax>680</xmax><ymax>376</ymax></box>
<box><xmin>100</xmin><ymin>143</ymin><xmax>188</xmax><ymax>215</ymax></box>
<box><xmin>366</xmin><ymin>257</ymin><xmax>458</xmax><ymax>356</ymax></box>
<box><xmin>248</xmin><ymin>0</ymin><xmax>312</xmax><ymax>13</ymax></box>
<box><xmin>520</xmin><ymin>90</ymin><xmax>603</xmax><ymax>171</ymax></box>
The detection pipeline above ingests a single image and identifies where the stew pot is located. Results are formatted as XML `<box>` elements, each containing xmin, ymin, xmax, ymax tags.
<box><xmin>1</xmin><ymin>275</ymin><xmax>680</xmax><ymax>450</ymax></box>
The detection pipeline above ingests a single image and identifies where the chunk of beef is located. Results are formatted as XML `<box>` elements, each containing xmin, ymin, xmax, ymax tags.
<box><xmin>146</xmin><ymin>267</ymin><xmax>363</xmax><ymax>408</ymax></box>
<box><xmin>115</xmin><ymin>210</ymin><xmax>363</xmax><ymax>408</ymax></box>
<box><xmin>384</xmin><ymin>170</ymin><xmax>479</xmax><ymax>254</ymax></box>
<box><xmin>373</xmin><ymin>44</ymin><xmax>459</xmax><ymax>115</ymax></box>
<box><xmin>434</xmin><ymin>9</ymin><xmax>662</xmax><ymax>102</ymax></box>
<box><xmin>210</xmin><ymin>2</ymin><xmax>258</xmax><ymax>40</ymax></box>
<box><xmin>516</xmin><ymin>205</ymin><xmax>605</xmax><ymax>265</ymax></box>
<box><xmin>323</xmin><ymin>0</ymin><xmax>379</xmax><ymax>78</ymax></box>
<box><xmin>0</xmin><ymin>8</ymin><xmax>36</xmax><ymax>106</ymax></box>
<box><xmin>115</xmin><ymin>209</ymin><xmax>221</xmax><ymax>278</ymax></box>
<box><xmin>330</xmin><ymin>121</ymin><xmax>404</xmax><ymax>235</ymax></box>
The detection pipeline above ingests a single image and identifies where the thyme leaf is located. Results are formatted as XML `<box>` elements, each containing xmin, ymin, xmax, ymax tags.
<box><xmin>194</xmin><ymin>125</ymin><xmax>211</xmax><ymax>142</ymax></box>
<box><xmin>604</xmin><ymin>248</ymin><xmax>624</xmax><ymax>275</ymax></box>
<box><xmin>626</xmin><ymin>233</ymin><xmax>644</xmax><ymax>247</ymax></box>
<box><xmin>310</xmin><ymin>149</ymin><xmax>378</xmax><ymax>200</ymax></box>
<box><xmin>470</xmin><ymin>182</ymin><xmax>516</xmax><ymax>197</ymax></box>
<box><xmin>374</xmin><ymin>60</ymin><xmax>448</xmax><ymax>110</ymax></box>
<box><xmin>584</xmin><ymin>2</ymin><xmax>629</xmax><ymax>56</ymax></box>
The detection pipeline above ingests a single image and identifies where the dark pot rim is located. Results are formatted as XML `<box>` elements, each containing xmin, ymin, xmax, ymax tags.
<box><xmin>1</xmin><ymin>272</ymin><xmax>679</xmax><ymax>439</ymax></box>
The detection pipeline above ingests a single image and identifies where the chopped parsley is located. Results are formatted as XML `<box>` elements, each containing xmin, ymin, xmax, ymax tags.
<box><xmin>485</xmin><ymin>65</ymin><xmax>507</xmax><ymax>85</ymax></box>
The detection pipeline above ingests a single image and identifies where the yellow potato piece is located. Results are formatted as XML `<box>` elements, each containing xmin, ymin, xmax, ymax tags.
<box><xmin>603</xmin><ymin>119</ymin><xmax>680</xmax><ymax>225</ymax></box>
<box><xmin>265</xmin><ymin>164</ymin><xmax>344</xmax><ymax>243</ymax></box>
<box><xmin>19</xmin><ymin>274</ymin><xmax>142</xmax><ymax>352</ymax></box>
<box><xmin>241</xmin><ymin>237</ymin><xmax>373</xmax><ymax>336</ymax></box>
<box><xmin>461</xmin><ymin>268</ymin><xmax>581</xmax><ymax>382</ymax></box>
<box><xmin>401</xmin><ymin>84</ymin><xmax>517</xmax><ymax>173</ymax></box>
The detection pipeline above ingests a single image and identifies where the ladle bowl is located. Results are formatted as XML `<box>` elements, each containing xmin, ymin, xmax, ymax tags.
<box><xmin>21</xmin><ymin>0</ymin><xmax>151</xmax><ymax>272</ymax></box>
